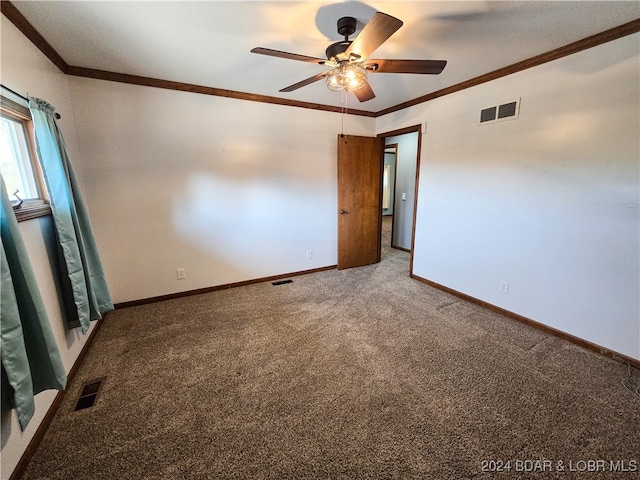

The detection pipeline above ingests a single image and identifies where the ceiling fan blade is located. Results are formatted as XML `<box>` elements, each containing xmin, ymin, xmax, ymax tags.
<box><xmin>344</xmin><ymin>12</ymin><xmax>403</xmax><ymax>61</ymax></box>
<box><xmin>279</xmin><ymin>72</ymin><xmax>328</xmax><ymax>92</ymax></box>
<box><xmin>251</xmin><ymin>47</ymin><xmax>326</xmax><ymax>65</ymax></box>
<box><xmin>366</xmin><ymin>59</ymin><xmax>447</xmax><ymax>75</ymax></box>
<box><xmin>353</xmin><ymin>82</ymin><xmax>375</xmax><ymax>102</ymax></box>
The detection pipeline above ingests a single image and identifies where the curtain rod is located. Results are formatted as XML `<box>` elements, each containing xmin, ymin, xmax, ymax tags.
<box><xmin>1</xmin><ymin>83</ymin><xmax>62</xmax><ymax>119</ymax></box>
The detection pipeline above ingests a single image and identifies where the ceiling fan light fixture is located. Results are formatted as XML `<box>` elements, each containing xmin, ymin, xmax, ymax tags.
<box><xmin>326</xmin><ymin>64</ymin><xmax>368</xmax><ymax>92</ymax></box>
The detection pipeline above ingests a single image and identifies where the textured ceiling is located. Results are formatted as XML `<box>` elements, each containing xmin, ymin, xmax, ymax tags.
<box><xmin>10</xmin><ymin>1</ymin><xmax>640</xmax><ymax>112</ymax></box>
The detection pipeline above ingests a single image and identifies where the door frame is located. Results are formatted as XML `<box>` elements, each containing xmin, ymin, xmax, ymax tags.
<box><xmin>377</xmin><ymin>124</ymin><xmax>423</xmax><ymax>276</ymax></box>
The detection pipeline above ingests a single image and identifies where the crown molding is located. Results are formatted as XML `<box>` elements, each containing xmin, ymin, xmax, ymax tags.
<box><xmin>377</xmin><ymin>18</ymin><xmax>640</xmax><ymax>117</ymax></box>
<box><xmin>3</xmin><ymin>1</ymin><xmax>638</xmax><ymax>118</ymax></box>
<box><xmin>1</xmin><ymin>0</ymin><xmax>68</xmax><ymax>73</ymax></box>
<box><xmin>65</xmin><ymin>66</ymin><xmax>377</xmax><ymax>117</ymax></box>
<box><xmin>1</xmin><ymin>0</ymin><xmax>375</xmax><ymax>117</ymax></box>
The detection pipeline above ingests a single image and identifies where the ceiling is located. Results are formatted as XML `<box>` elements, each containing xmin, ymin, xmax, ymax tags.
<box><xmin>9</xmin><ymin>1</ymin><xmax>640</xmax><ymax>113</ymax></box>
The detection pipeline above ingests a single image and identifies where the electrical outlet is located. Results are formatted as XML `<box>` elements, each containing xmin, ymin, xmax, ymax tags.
<box><xmin>306</xmin><ymin>250</ymin><xmax>313</xmax><ymax>260</ymax></box>
<box><xmin>499</xmin><ymin>281</ymin><xmax>509</xmax><ymax>294</ymax></box>
<box><xmin>176</xmin><ymin>268</ymin><xmax>186</xmax><ymax>280</ymax></box>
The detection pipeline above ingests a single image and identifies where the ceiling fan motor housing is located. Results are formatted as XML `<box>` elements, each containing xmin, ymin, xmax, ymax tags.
<box><xmin>326</xmin><ymin>41</ymin><xmax>352</xmax><ymax>62</ymax></box>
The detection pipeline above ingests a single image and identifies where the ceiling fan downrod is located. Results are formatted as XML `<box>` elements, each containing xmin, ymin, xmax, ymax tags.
<box><xmin>326</xmin><ymin>16</ymin><xmax>357</xmax><ymax>62</ymax></box>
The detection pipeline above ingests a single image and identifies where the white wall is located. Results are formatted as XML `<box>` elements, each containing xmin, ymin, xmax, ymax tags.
<box><xmin>67</xmin><ymin>78</ymin><xmax>375</xmax><ymax>304</ymax></box>
<box><xmin>382</xmin><ymin>151</ymin><xmax>395</xmax><ymax>216</ymax></box>
<box><xmin>377</xmin><ymin>34</ymin><xmax>640</xmax><ymax>361</ymax></box>
<box><xmin>385</xmin><ymin>132</ymin><xmax>418</xmax><ymax>250</ymax></box>
<box><xmin>1</xmin><ymin>16</ymin><xmax>98</xmax><ymax>478</ymax></box>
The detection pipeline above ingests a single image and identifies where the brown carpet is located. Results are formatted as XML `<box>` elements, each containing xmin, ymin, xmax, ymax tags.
<box><xmin>20</xmin><ymin>217</ymin><xmax>639</xmax><ymax>479</ymax></box>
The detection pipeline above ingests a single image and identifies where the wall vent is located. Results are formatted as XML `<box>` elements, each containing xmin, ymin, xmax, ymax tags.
<box><xmin>479</xmin><ymin>98</ymin><xmax>520</xmax><ymax>125</ymax></box>
<box><xmin>480</xmin><ymin>106</ymin><xmax>497</xmax><ymax>123</ymax></box>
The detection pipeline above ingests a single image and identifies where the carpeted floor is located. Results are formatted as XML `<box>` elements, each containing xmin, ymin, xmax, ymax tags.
<box><xmin>20</xmin><ymin>217</ymin><xmax>639</xmax><ymax>479</ymax></box>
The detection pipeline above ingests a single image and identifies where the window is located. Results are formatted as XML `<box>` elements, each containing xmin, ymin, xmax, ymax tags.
<box><xmin>0</xmin><ymin>95</ymin><xmax>50</xmax><ymax>221</ymax></box>
<box><xmin>1</xmin><ymin>113</ymin><xmax>38</xmax><ymax>199</ymax></box>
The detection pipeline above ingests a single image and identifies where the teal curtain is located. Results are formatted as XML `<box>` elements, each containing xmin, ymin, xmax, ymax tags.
<box><xmin>28</xmin><ymin>97</ymin><xmax>113</xmax><ymax>333</ymax></box>
<box><xmin>1</xmin><ymin>177</ymin><xmax>67</xmax><ymax>430</ymax></box>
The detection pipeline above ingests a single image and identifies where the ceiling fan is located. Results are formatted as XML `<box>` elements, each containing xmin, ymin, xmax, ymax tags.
<box><xmin>251</xmin><ymin>11</ymin><xmax>447</xmax><ymax>102</ymax></box>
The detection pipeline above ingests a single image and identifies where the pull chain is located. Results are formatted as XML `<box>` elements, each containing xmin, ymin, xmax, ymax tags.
<box><xmin>340</xmin><ymin>89</ymin><xmax>349</xmax><ymax>139</ymax></box>
<box><xmin>341</xmin><ymin>90</ymin><xmax>345</xmax><ymax>138</ymax></box>
<box><xmin>344</xmin><ymin>90</ymin><xmax>348</xmax><ymax>138</ymax></box>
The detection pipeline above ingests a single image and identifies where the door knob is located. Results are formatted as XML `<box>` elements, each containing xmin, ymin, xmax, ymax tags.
<box><xmin>339</xmin><ymin>210</ymin><xmax>347</xmax><ymax>215</ymax></box>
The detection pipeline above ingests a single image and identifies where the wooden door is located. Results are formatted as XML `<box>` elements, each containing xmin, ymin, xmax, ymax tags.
<box><xmin>337</xmin><ymin>134</ymin><xmax>383</xmax><ymax>269</ymax></box>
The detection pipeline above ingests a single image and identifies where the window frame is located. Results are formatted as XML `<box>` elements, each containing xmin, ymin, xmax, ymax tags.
<box><xmin>1</xmin><ymin>95</ymin><xmax>51</xmax><ymax>222</ymax></box>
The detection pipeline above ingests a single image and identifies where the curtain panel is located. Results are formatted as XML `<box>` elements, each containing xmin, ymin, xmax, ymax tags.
<box><xmin>0</xmin><ymin>177</ymin><xmax>67</xmax><ymax>430</ymax></box>
<box><xmin>28</xmin><ymin>98</ymin><xmax>113</xmax><ymax>333</ymax></box>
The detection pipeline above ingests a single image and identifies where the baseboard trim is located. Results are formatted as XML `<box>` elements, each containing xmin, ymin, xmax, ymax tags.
<box><xmin>9</xmin><ymin>317</ymin><xmax>106</xmax><ymax>480</ymax></box>
<box><xmin>114</xmin><ymin>265</ymin><xmax>338</xmax><ymax>309</ymax></box>
<box><xmin>411</xmin><ymin>274</ymin><xmax>640</xmax><ymax>369</ymax></box>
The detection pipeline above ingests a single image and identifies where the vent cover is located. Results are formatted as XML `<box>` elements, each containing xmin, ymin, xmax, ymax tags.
<box><xmin>480</xmin><ymin>98</ymin><xmax>520</xmax><ymax>124</ymax></box>
<box><xmin>74</xmin><ymin>379</ymin><xmax>104</xmax><ymax>411</ymax></box>
<box><xmin>498</xmin><ymin>101</ymin><xmax>518</xmax><ymax>119</ymax></box>
<box><xmin>480</xmin><ymin>106</ymin><xmax>497</xmax><ymax>123</ymax></box>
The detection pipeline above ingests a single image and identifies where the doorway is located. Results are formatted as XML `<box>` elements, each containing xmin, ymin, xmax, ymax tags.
<box><xmin>379</xmin><ymin>125</ymin><xmax>422</xmax><ymax>264</ymax></box>
<box><xmin>336</xmin><ymin>126</ymin><xmax>421</xmax><ymax>272</ymax></box>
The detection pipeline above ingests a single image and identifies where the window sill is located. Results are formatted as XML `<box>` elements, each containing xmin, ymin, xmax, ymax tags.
<box><xmin>13</xmin><ymin>200</ymin><xmax>52</xmax><ymax>222</ymax></box>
